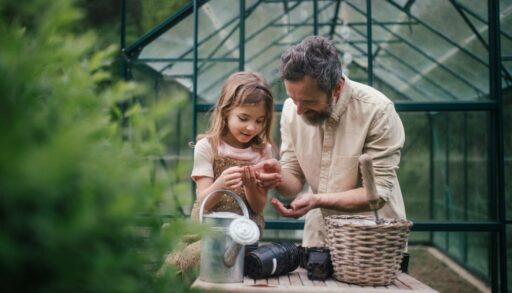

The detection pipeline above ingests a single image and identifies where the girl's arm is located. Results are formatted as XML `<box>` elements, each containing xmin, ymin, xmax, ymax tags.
<box><xmin>242</xmin><ymin>166</ymin><xmax>267</xmax><ymax>213</ymax></box>
<box><xmin>195</xmin><ymin>166</ymin><xmax>244</xmax><ymax>211</ymax></box>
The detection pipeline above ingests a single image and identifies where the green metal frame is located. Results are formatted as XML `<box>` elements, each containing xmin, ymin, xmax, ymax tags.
<box><xmin>488</xmin><ymin>1</ymin><xmax>507</xmax><ymax>291</ymax></box>
<box><xmin>121</xmin><ymin>0</ymin><xmax>508</xmax><ymax>291</ymax></box>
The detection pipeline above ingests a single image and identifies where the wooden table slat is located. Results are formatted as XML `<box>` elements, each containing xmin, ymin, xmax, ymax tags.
<box><xmin>298</xmin><ymin>269</ymin><xmax>314</xmax><ymax>287</ymax></box>
<box><xmin>254</xmin><ymin>277</ymin><xmax>267</xmax><ymax>285</ymax></box>
<box><xmin>288</xmin><ymin>271</ymin><xmax>303</xmax><ymax>286</ymax></box>
<box><xmin>399</xmin><ymin>273</ymin><xmax>433</xmax><ymax>290</ymax></box>
<box><xmin>332</xmin><ymin>277</ymin><xmax>351</xmax><ymax>288</ymax></box>
<box><xmin>278</xmin><ymin>274</ymin><xmax>290</xmax><ymax>286</ymax></box>
<box><xmin>323</xmin><ymin>278</ymin><xmax>338</xmax><ymax>288</ymax></box>
<box><xmin>268</xmin><ymin>275</ymin><xmax>280</xmax><ymax>286</ymax></box>
<box><xmin>191</xmin><ymin>268</ymin><xmax>438</xmax><ymax>292</ymax></box>
<box><xmin>312</xmin><ymin>279</ymin><xmax>326</xmax><ymax>287</ymax></box>
<box><xmin>392</xmin><ymin>276</ymin><xmax>412</xmax><ymax>290</ymax></box>
<box><xmin>244</xmin><ymin>275</ymin><xmax>255</xmax><ymax>285</ymax></box>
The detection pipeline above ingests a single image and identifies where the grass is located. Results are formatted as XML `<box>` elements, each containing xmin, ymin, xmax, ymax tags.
<box><xmin>408</xmin><ymin>246</ymin><xmax>485</xmax><ymax>293</ymax></box>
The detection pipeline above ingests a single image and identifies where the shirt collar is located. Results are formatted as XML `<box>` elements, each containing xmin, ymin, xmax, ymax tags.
<box><xmin>329</xmin><ymin>75</ymin><xmax>352</xmax><ymax>123</ymax></box>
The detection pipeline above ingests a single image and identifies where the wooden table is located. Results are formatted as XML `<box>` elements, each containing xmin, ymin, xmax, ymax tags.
<box><xmin>192</xmin><ymin>268</ymin><xmax>438</xmax><ymax>292</ymax></box>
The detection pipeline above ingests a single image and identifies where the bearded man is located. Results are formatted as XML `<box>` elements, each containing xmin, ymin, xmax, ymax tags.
<box><xmin>257</xmin><ymin>35</ymin><xmax>406</xmax><ymax>247</ymax></box>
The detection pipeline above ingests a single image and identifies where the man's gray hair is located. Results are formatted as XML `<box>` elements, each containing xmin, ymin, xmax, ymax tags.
<box><xmin>279</xmin><ymin>36</ymin><xmax>343</xmax><ymax>95</ymax></box>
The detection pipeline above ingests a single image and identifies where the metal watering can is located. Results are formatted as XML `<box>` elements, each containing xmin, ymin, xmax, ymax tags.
<box><xmin>199</xmin><ymin>190</ymin><xmax>260</xmax><ymax>283</ymax></box>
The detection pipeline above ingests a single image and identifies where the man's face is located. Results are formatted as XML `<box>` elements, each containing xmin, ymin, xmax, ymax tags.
<box><xmin>284</xmin><ymin>76</ymin><xmax>333</xmax><ymax>126</ymax></box>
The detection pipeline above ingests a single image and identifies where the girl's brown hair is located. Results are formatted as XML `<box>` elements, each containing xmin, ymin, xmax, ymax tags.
<box><xmin>198</xmin><ymin>71</ymin><xmax>274</xmax><ymax>154</ymax></box>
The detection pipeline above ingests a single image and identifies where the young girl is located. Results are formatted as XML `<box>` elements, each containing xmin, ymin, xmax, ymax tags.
<box><xmin>190</xmin><ymin>71</ymin><xmax>274</xmax><ymax>226</ymax></box>
<box><xmin>164</xmin><ymin>71</ymin><xmax>275</xmax><ymax>274</ymax></box>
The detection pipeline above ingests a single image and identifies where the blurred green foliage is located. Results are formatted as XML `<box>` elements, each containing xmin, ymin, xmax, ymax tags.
<box><xmin>0</xmin><ymin>0</ymin><xmax>199</xmax><ymax>291</ymax></box>
<box><xmin>74</xmin><ymin>0</ymin><xmax>189</xmax><ymax>47</ymax></box>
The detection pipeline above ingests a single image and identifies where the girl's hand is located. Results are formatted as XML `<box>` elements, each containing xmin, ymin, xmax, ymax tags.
<box><xmin>216</xmin><ymin>166</ymin><xmax>243</xmax><ymax>189</ymax></box>
<box><xmin>243</xmin><ymin>165</ymin><xmax>266</xmax><ymax>213</ymax></box>
<box><xmin>242</xmin><ymin>166</ymin><xmax>260</xmax><ymax>191</ymax></box>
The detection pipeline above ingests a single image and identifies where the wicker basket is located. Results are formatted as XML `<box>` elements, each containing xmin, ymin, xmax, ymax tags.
<box><xmin>325</xmin><ymin>215</ymin><xmax>413</xmax><ymax>286</ymax></box>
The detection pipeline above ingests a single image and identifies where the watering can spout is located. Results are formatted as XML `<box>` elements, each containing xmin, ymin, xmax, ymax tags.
<box><xmin>223</xmin><ymin>244</ymin><xmax>242</xmax><ymax>267</ymax></box>
<box><xmin>223</xmin><ymin>217</ymin><xmax>260</xmax><ymax>267</ymax></box>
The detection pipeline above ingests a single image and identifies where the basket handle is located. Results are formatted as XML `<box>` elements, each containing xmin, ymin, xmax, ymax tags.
<box><xmin>359</xmin><ymin>154</ymin><xmax>380</xmax><ymax>209</ymax></box>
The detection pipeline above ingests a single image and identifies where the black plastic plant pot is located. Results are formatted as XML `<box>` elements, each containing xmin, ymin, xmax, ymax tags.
<box><xmin>244</xmin><ymin>241</ymin><xmax>299</xmax><ymax>279</ymax></box>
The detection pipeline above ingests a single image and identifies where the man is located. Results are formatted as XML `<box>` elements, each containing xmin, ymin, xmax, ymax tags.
<box><xmin>257</xmin><ymin>36</ymin><xmax>406</xmax><ymax>247</ymax></box>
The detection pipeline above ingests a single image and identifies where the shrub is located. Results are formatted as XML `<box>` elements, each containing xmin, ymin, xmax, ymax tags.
<box><xmin>0</xmin><ymin>1</ymin><xmax>197</xmax><ymax>292</ymax></box>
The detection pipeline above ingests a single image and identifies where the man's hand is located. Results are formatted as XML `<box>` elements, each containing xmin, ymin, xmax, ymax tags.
<box><xmin>254</xmin><ymin>159</ymin><xmax>282</xmax><ymax>188</ymax></box>
<box><xmin>271</xmin><ymin>193</ymin><xmax>317</xmax><ymax>218</ymax></box>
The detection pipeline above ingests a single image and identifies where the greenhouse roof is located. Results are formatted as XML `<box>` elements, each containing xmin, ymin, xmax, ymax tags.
<box><xmin>124</xmin><ymin>0</ymin><xmax>512</xmax><ymax>104</ymax></box>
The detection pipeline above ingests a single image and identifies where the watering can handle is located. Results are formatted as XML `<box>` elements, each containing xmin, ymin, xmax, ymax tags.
<box><xmin>198</xmin><ymin>189</ymin><xmax>249</xmax><ymax>223</ymax></box>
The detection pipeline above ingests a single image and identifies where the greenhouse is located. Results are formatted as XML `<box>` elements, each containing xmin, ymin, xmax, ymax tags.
<box><xmin>0</xmin><ymin>0</ymin><xmax>512</xmax><ymax>292</ymax></box>
<box><xmin>120</xmin><ymin>0</ymin><xmax>511</xmax><ymax>292</ymax></box>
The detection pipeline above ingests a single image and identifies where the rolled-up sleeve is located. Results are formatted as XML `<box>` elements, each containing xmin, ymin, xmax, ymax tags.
<box><xmin>363</xmin><ymin>103</ymin><xmax>405</xmax><ymax>201</ymax></box>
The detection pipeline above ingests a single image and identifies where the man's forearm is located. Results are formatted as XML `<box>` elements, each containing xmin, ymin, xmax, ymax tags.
<box><xmin>275</xmin><ymin>169</ymin><xmax>304</xmax><ymax>197</ymax></box>
<box><xmin>312</xmin><ymin>187</ymin><xmax>385</xmax><ymax>212</ymax></box>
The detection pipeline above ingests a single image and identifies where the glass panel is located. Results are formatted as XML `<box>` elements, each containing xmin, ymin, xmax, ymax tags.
<box><xmin>501</xmin><ymin>0</ymin><xmax>512</xmax><ymax>89</ymax></box>
<box><xmin>399</xmin><ymin>113</ymin><xmax>431</xmax><ymax>221</ymax></box>
<box><xmin>333</xmin><ymin>1</ymin><xmax>368</xmax><ymax>80</ymax></box>
<box><xmin>245</xmin><ymin>0</ymin><xmax>315</xmax><ymax>88</ymax></box>
<box><xmin>400</xmin><ymin>112</ymin><xmax>490</xmax><ymax>222</ymax></box>
<box><xmin>501</xmin><ymin>1</ymin><xmax>512</xmax><ymax>224</ymax></box>
<box><xmin>162</xmin><ymin>61</ymin><xmax>193</xmax><ymax>93</ymax></box>
<box><xmin>192</xmin><ymin>1</ymin><xmax>241</xmax><ymax>103</ymax></box>
<box><xmin>136</xmin><ymin>4</ymin><xmax>195</xmax><ymax>92</ymax></box>
<box><xmin>430</xmin><ymin>112</ymin><xmax>490</xmax><ymax>221</ymax></box>
<box><xmin>317</xmin><ymin>1</ymin><xmax>338</xmax><ymax>37</ymax></box>
<box><xmin>466</xmin><ymin>232</ymin><xmax>490</xmax><ymax>279</ymax></box>
<box><xmin>368</xmin><ymin>0</ymin><xmax>489</xmax><ymax>101</ymax></box>
<box><xmin>138</xmin><ymin>11</ymin><xmax>194</xmax><ymax>60</ymax></box>
<box><xmin>196</xmin><ymin>62</ymin><xmax>239</xmax><ymax>104</ymax></box>
<box><xmin>270</xmin><ymin>78</ymin><xmax>288</xmax><ymax>104</ymax></box>
<box><xmin>124</xmin><ymin>0</ymin><xmax>189</xmax><ymax>45</ymax></box>
<box><xmin>197</xmin><ymin>0</ymin><xmax>240</xmax><ymax>59</ymax></box>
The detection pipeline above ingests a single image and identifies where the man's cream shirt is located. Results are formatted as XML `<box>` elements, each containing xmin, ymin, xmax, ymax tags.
<box><xmin>279</xmin><ymin>76</ymin><xmax>406</xmax><ymax>247</ymax></box>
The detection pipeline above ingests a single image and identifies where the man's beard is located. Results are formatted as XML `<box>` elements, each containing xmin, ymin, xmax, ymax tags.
<box><xmin>301</xmin><ymin>103</ymin><xmax>333</xmax><ymax>126</ymax></box>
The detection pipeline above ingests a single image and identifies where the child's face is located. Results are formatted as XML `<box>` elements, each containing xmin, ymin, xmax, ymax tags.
<box><xmin>223</xmin><ymin>102</ymin><xmax>266</xmax><ymax>148</ymax></box>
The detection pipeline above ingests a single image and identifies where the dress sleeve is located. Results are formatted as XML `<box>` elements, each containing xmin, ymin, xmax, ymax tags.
<box><xmin>364</xmin><ymin>102</ymin><xmax>405</xmax><ymax>201</ymax></box>
<box><xmin>191</xmin><ymin>138</ymin><xmax>214</xmax><ymax>181</ymax></box>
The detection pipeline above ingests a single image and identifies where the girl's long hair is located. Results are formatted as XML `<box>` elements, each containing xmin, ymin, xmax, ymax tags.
<box><xmin>197</xmin><ymin>71</ymin><xmax>274</xmax><ymax>155</ymax></box>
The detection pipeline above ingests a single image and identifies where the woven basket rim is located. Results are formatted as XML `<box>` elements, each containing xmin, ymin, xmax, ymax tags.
<box><xmin>326</xmin><ymin>215</ymin><xmax>413</xmax><ymax>228</ymax></box>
